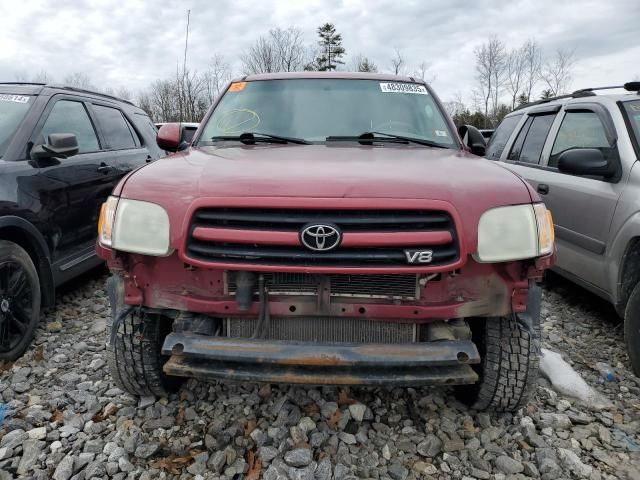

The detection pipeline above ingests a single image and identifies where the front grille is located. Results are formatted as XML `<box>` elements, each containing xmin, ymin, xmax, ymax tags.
<box><xmin>226</xmin><ymin>316</ymin><xmax>417</xmax><ymax>343</ymax></box>
<box><xmin>227</xmin><ymin>273</ymin><xmax>418</xmax><ymax>299</ymax></box>
<box><xmin>186</xmin><ymin>208</ymin><xmax>458</xmax><ymax>268</ymax></box>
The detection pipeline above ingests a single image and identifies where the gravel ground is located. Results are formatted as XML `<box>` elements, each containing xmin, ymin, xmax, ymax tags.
<box><xmin>1</xmin><ymin>270</ymin><xmax>640</xmax><ymax>480</ymax></box>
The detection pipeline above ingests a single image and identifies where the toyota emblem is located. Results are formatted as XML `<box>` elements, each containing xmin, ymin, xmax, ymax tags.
<box><xmin>299</xmin><ymin>223</ymin><xmax>342</xmax><ymax>252</ymax></box>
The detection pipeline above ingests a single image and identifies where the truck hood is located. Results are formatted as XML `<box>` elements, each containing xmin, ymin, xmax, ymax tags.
<box><xmin>119</xmin><ymin>144</ymin><xmax>532</xmax><ymax>206</ymax></box>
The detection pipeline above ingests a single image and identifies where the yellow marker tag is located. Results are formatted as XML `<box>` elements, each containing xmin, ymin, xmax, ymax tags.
<box><xmin>228</xmin><ymin>82</ymin><xmax>247</xmax><ymax>92</ymax></box>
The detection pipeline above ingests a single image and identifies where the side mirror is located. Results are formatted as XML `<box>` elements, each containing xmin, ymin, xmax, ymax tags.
<box><xmin>157</xmin><ymin>123</ymin><xmax>182</xmax><ymax>152</ymax></box>
<box><xmin>458</xmin><ymin>125</ymin><xmax>486</xmax><ymax>156</ymax></box>
<box><xmin>31</xmin><ymin>133</ymin><xmax>79</xmax><ymax>161</ymax></box>
<box><xmin>557</xmin><ymin>148</ymin><xmax>616</xmax><ymax>178</ymax></box>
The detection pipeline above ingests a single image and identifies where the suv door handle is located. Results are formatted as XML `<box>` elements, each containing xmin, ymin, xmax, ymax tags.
<box><xmin>97</xmin><ymin>163</ymin><xmax>113</xmax><ymax>174</ymax></box>
<box><xmin>537</xmin><ymin>184</ymin><xmax>550</xmax><ymax>195</ymax></box>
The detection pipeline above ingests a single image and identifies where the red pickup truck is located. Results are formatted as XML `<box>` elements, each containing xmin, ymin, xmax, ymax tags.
<box><xmin>97</xmin><ymin>72</ymin><xmax>554</xmax><ymax>411</ymax></box>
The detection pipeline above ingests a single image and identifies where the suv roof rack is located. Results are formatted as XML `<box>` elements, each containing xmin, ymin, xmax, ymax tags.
<box><xmin>514</xmin><ymin>81</ymin><xmax>640</xmax><ymax>112</ymax></box>
<box><xmin>0</xmin><ymin>82</ymin><xmax>47</xmax><ymax>86</ymax></box>
<box><xmin>0</xmin><ymin>82</ymin><xmax>135</xmax><ymax>106</ymax></box>
<box><xmin>512</xmin><ymin>90</ymin><xmax>595</xmax><ymax>111</ymax></box>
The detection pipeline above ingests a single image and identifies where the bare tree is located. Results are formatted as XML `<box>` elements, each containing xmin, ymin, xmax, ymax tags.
<box><xmin>241</xmin><ymin>36</ymin><xmax>278</xmax><ymax>74</ymax></box>
<box><xmin>177</xmin><ymin>69</ymin><xmax>207</xmax><ymax>122</ymax></box>
<box><xmin>149</xmin><ymin>79</ymin><xmax>179</xmax><ymax>122</ymax></box>
<box><xmin>413</xmin><ymin>61</ymin><xmax>436</xmax><ymax>84</ymax></box>
<box><xmin>204</xmin><ymin>54</ymin><xmax>231</xmax><ymax>104</ymax></box>
<box><xmin>116</xmin><ymin>87</ymin><xmax>132</xmax><ymax>101</ymax></box>
<box><xmin>137</xmin><ymin>91</ymin><xmax>155</xmax><ymax>119</ymax></box>
<box><xmin>14</xmin><ymin>71</ymin><xmax>28</xmax><ymax>82</ymax></box>
<box><xmin>390</xmin><ymin>48</ymin><xmax>405</xmax><ymax>75</ymax></box>
<box><xmin>442</xmin><ymin>92</ymin><xmax>467</xmax><ymax>117</ymax></box>
<box><xmin>474</xmin><ymin>37</ymin><xmax>506</xmax><ymax>127</ymax></box>
<box><xmin>505</xmin><ymin>46</ymin><xmax>527</xmax><ymax>109</ymax></box>
<box><xmin>522</xmin><ymin>39</ymin><xmax>542</xmax><ymax>102</ymax></box>
<box><xmin>241</xmin><ymin>27</ymin><xmax>306</xmax><ymax>74</ymax></box>
<box><xmin>541</xmin><ymin>48</ymin><xmax>576</xmax><ymax>96</ymax></box>
<box><xmin>64</xmin><ymin>72</ymin><xmax>94</xmax><ymax>89</ymax></box>
<box><xmin>32</xmin><ymin>70</ymin><xmax>53</xmax><ymax>83</ymax></box>
<box><xmin>272</xmin><ymin>27</ymin><xmax>306</xmax><ymax>72</ymax></box>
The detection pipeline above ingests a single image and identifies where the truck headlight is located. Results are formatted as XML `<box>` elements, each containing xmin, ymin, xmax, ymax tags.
<box><xmin>98</xmin><ymin>196</ymin><xmax>171</xmax><ymax>256</ymax></box>
<box><xmin>475</xmin><ymin>203</ymin><xmax>554</xmax><ymax>263</ymax></box>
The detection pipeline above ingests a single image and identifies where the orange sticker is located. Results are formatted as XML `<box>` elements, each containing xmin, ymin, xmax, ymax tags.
<box><xmin>228</xmin><ymin>82</ymin><xmax>246</xmax><ymax>92</ymax></box>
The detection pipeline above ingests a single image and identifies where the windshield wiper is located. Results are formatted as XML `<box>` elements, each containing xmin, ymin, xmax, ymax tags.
<box><xmin>210</xmin><ymin>132</ymin><xmax>310</xmax><ymax>145</ymax></box>
<box><xmin>326</xmin><ymin>132</ymin><xmax>449</xmax><ymax>148</ymax></box>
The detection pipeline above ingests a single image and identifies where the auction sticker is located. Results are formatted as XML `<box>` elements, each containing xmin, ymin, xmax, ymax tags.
<box><xmin>0</xmin><ymin>94</ymin><xmax>30</xmax><ymax>103</ymax></box>
<box><xmin>379</xmin><ymin>83</ymin><xmax>428</xmax><ymax>94</ymax></box>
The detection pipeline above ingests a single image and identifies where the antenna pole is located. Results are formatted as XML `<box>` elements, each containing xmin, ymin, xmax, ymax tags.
<box><xmin>179</xmin><ymin>9</ymin><xmax>190</xmax><ymax>124</ymax></box>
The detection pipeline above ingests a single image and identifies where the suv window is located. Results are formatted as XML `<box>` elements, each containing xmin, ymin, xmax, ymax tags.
<box><xmin>40</xmin><ymin>100</ymin><xmax>100</xmax><ymax>153</ymax></box>
<box><xmin>485</xmin><ymin>114</ymin><xmax>522</xmax><ymax>160</ymax></box>
<box><xmin>549</xmin><ymin>111</ymin><xmax>616</xmax><ymax>168</ymax></box>
<box><xmin>508</xmin><ymin>114</ymin><xmax>556</xmax><ymax>164</ymax></box>
<box><xmin>0</xmin><ymin>95</ymin><xmax>34</xmax><ymax>159</ymax></box>
<box><xmin>93</xmin><ymin>105</ymin><xmax>136</xmax><ymax>150</ymax></box>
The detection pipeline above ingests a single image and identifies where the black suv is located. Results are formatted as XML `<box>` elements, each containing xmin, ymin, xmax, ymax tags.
<box><xmin>0</xmin><ymin>82</ymin><xmax>163</xmax><ymax>360</ymax></box>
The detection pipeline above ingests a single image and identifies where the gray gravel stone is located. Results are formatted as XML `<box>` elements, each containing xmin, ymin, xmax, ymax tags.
<box><xmin>134</xmin><ymin>443</ymin><xmax>159</xmax><ymax>459</ymax></box>
<box><xmin>17</xmin><ymin>439</ymin><xmax>43</xmax><ymax>475</ymax></box>
<box><xmin>207</xmin><ymin>450</ymin><xmax>226</xmax><ymax>473</ymax></box>
<box><xmin>52</xmin><ymin>454</ymin><xmax>75</xmax><ymax>480</ymax></box>
<box><xmin>495</xmin><ymin>455</ymin><xmax>524</xmax><ymax>475</ymax></box>
<box><xmin>259</xmin><ymin>446</ymin><xmax>279</xmax><ymax>463</ymax></box>
<box><xmin>538</xmin><ymin>413</ymin><xmax>572</xmax><ymax>430</ymax></box>
<box><xmin>417</xmin><ymin>435</ymin><xmax>443</xmax><ymax>457</ymax></box>
<box><xmin>0</xmin><ymin>429</ymin><xmax>27</xmax><ymax>449</ymax></box>
<box><xmin>388</xmin><ymin>463</ymin><xmax>409</xmax><ymax>480</ymax></box>
<box><xmin>348</xmin><ymin>403</ymin><xmax>366</xmax><ymax>422</ymax></box>
<box><xmin>284</xmin><ymin>448</ymin><xmax>313</xmax><ymax>467</ymax></box>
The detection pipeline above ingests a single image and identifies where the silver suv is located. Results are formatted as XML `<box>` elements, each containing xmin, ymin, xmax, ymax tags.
<box><xmin>486</xmin><ymin>82</ymin><xmax>640</xmax><ymax>375</ymax></box>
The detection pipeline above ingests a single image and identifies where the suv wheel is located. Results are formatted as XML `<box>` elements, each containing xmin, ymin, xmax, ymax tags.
<box><xmin>0</xmin><ymin>240</ymin><xmax>41</xmax><ymax>361</ymax></box>
<box><xmin>456</xmin><ymin>315</ymin><xmax>540</xmax><ymax>411</ymax></box>
<box><xmin>624</xmin><ymin>282</ymin><xmax>640</xmax><ymax>376</ymax></box>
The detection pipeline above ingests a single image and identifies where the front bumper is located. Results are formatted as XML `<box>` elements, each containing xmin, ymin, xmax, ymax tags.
<box><xmin>162</xmin><ymin>333</ymin><xmax>480</xmax><ymax>386</ymax></box>
<box><xmin>97</xmin><ymin>248</ymin><xmax>553</xmax><ymax>321</ymax></box>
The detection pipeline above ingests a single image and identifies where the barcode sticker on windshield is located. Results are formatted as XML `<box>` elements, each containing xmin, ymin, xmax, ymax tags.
<box><xmin>379</xmin><ymin>83</ymin><xmax>428</xmax><ymax>95</ymax></box>
<box><xmin>0</xmin><ymin>94</ymin><xmax>30</xmax><ymax>103</ymax></box>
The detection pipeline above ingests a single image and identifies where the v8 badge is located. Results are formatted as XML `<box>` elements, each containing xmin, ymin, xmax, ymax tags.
<box><xmin>404</xmin><ymin>249</ymin><xmax>434</xmax><ymax>264</ymax></box>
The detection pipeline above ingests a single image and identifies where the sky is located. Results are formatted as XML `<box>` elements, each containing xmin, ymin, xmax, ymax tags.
<box><xmin>2</xmin><ymin>0</ymin><xmax>639</xmax><ymax>105</ymax></box>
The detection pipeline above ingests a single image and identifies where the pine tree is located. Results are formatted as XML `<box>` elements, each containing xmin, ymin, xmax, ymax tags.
<box><xmin>358</xmin><ymin>57</ymin><xmax>377</xmax><ymax>72</ymax></box>
<box><xmin>516</xmin><ymin>92</ymin><xmax>529</xmax><ymax>106</ymax></box>
<box><xmin>312</xmin><ymin>23</ymin><xmax>345</xmax><ymax>71</ymax></box>
<box><xmin>540</xmin><ymin>89</ymin><xmax>554</xmax><ymax>100</ymax></box>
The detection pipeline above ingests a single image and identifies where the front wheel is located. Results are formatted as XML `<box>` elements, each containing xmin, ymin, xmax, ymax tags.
<box><xmin>0</xmin><ymin>241</ymin><xmax>41</xmax><ymax>361</ymax></box>
<box><xmin>624</xmin><ymin>282</ymin><xmax>640</xmax><ymax>376</ymax></box>
<box><xmin>456</xmin><ymin>283</ymin><xmax>541</xmax><ymax>411</ymax></box>
<box><xmin>106</xmin><ymin>276</ymin><xmax>179</xmax><ymax>396</ymax></box>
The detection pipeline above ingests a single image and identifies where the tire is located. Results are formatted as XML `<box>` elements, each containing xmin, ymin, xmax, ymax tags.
<box><xmin>624</xmin><ymin>282</ymin><xmax>640</xmax><ymax>376</ymax></box>
<box><xmin>0</xmin><ymin>240</ymin><xmax>41</xmax><ymax>361</ymax></box>
<box><xmin>106</xmin><ymin>276</ymin><xmax>179</xmax><ymax>397</ymax></box>
<box><xmin>456</xmin><ymin>284</ymin><xmax>541</xmax><ymax>411</ymax></box>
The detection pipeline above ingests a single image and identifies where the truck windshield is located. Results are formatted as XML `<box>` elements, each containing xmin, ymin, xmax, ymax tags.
<box><xmin>0</xmin><ymin>95</ymin><xmax>33</xmax><ymax>159</ymax></box>
<box><xmin>624</xmin><ymin>100</ymin><xmax>640</xmax><ymax>146</ymax></box>
<box><xmin>199</xmin><ymin>79</ymin><xmax>457</xmax><ymax>147</ymax></box>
